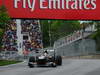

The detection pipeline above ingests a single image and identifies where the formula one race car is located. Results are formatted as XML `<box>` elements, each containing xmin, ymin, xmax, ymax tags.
<box><xmin>28</xmin><ymin>50</ymin><xmax>62</xmax><ymax>68</ymax></box>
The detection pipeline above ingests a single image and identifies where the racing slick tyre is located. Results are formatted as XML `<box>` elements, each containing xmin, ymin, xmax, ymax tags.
<box><xmin>28</xmin><ymin>56</ymin><xmax>35</xmax><ymax>68</ymax></box>
<box><xmin>56</xmin><ymin>56</ymin><xmax>62</xmax><ymax>66</ymax></box>
<box><xmin>28</xmin><ymin>63</ymin><xmax>34</xmax><ymax>68</ymax></box>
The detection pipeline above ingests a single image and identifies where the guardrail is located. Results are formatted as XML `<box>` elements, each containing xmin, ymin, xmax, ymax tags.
<box><xmin>0</xmin><ymin>51</ymin><xmax>24</xmax><ymax>61</ymax></box>
<box><xmin>53</xmin><ymin>24</ymin><xmax>97</xmax><ymax>57</ymax></box>
<box><xmin>54</xmin><ymin>24</ymin><xmax>96</xmax><ymax>49</ymax></box>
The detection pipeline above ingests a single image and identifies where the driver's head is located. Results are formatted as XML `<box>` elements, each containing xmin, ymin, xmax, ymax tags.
<box><xmin>44</xmin><ymin>50</ymin><xmax>48</xmax><ymax>54</ymax></box>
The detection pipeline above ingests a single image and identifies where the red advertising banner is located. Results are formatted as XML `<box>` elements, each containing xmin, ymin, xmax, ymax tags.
<box><xmin>0</xmin><ymin>0</ymin><xmax>100</xmax><ymax>20</ymax></box>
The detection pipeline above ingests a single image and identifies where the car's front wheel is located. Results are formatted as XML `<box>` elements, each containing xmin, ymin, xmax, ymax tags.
<box><xmin>28</xmin><ymin>56</ymin><xmax>35</xmax><ymax>68</ymax></box>
<box><xmin>28</xmin><ymin>63</ymin><xmax>34</xmax><ymax>68</ymax></box>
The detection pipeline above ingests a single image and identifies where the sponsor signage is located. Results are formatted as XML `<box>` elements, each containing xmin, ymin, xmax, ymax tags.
<box><xmin>0</xmin><ymin>0</ymin><xmax>100</xmax><ymax>20</ymax></box>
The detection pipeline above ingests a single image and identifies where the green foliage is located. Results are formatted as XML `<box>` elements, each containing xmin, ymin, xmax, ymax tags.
<box><xmin>40</xmin><ymin>20</ymin><xmax>81</xmax><ymax>47</ymax></box>
<box><xmin>0</xmin><ymin>60</ymin><xmax>22</xmax><ymax>66</ymax></box>
<box><xmin>40</xmin><ymin>20</ymin><xmax>50</xmax><ymax>47</ymax></box>
<box><xmin>0</xmin><ymin>28</ymin><xmax>4</xmax><ymax>46</ymax></box>
<box><xmin>56</xmin><ymin>20</ymin><xmax>80</xmax><ymax>37</ymax></box>
<box><xmin>0</xmin><ymin>5</ymin><xmax>10</xmax><ymax>48</ymax></box>
<box><xmin>88</xmin><ymin>21</ymin><xmax>100</xmax><ymax>51</ymax></box>
<box><xmin>0</xmin><ymin>5</ymin><xmax>10</xmax><ymax>29</ymax></box>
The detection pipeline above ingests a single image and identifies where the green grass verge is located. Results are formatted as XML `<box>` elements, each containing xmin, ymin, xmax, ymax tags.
<box><xmin>0</xmin><ymin>60</ymin><xmax>22</xmax><ymax>66</ymax></box>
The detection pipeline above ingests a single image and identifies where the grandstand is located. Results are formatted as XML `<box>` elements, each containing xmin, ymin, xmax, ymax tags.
<box><xmin>1</xmin><ymin>19</ymin><xmax>43</xmax><ymax>56</ymax></box>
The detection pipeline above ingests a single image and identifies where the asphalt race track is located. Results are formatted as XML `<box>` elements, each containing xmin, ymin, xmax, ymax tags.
<box><xmin>0</xmin><ymin>59</ymin><xmax>100</xmax><ymax>75</ymax></box>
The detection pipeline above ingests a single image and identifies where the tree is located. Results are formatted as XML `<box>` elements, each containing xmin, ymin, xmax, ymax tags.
<box><xmin>84</xmin><ymin>21</ymin><xmax>100</xmax><ymax>51</ymax></box>
<box><xmin>0</xmin><ymin>5</ymin><xmax>10</xmax><ymax>28</ymax></box>
<box><xmin>40</xmin><ymin>20</ymin><xmax>81</xmax><ymax>47</ymax></box>
<box><xmin>0</xmin><ymin>5</ymin><xmax>10</xmax><ymax>48</ymax></box>
<box><xmin>40</xmin><ymin>20</ymin><xmax>50</xmax><ymax>47</ymax></box>
<box><xmin>91</xmin><ymin>21</ymin><xmax>100</xmax><ymax>51</ymax></box>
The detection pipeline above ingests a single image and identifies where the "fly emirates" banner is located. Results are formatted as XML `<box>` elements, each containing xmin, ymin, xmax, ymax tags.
<box><xmin>0</xmin><ymin>0</ymin><xmax>100</xmax><ymax>20</ymax></box>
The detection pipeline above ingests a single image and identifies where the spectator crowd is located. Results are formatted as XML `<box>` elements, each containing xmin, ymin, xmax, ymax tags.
<box><xmin>2</xmin><ymin>20</ymin><xmax>18</xmax><ymax>52</ymax></box>
<box><xmin>21</xmin><ymin>20</ymin><xmax>43</xmax><ymax>55</ymax></box>
<box><xmin>1</xmin><ymin>19</ymin><xmax>43</xmax><ymax>56</ymax></box>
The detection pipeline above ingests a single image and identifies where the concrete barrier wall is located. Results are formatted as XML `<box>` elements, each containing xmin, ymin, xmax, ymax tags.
<box><xmin>55</xmin><ymin>39</ymin><xmax>96</xmax><ymax>57</ymax></box>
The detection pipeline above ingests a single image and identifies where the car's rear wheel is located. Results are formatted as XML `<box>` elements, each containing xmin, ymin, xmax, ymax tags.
<box><xmin>55</xmin><ymin>56</ymin><xmax>62</xmax><ymax>66</ymax></box>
